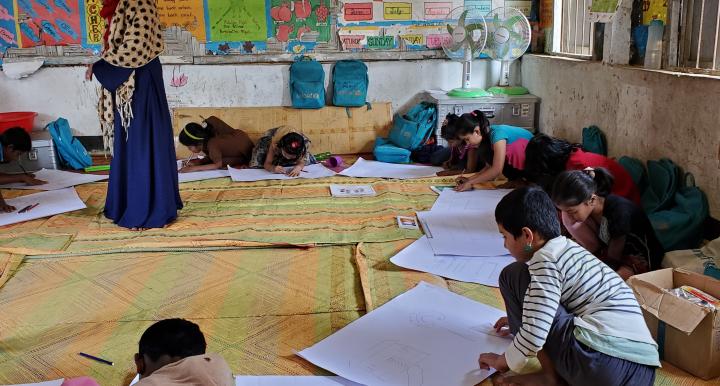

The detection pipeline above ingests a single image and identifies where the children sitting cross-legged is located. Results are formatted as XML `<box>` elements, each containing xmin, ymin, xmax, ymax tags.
<box><xmin>134</xmin><ymin>318</ymin><xmax>234</xmax><ymax>386</ymax></box>
<box><xmin>478</xmin><ymin>186</ymin><xmax>659</xmax><ymax>386</ymax></box>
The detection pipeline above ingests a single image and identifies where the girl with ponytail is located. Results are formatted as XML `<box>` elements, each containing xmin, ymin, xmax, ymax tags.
<box><xmin>452</xmin><ymin>110</ymin><xmax>533</xmax><ymax>191</ymax></box>
<box><xmin>552</xmin><ymin>168</ymin><xmax>663</xmax><ymax>279</ymax></box>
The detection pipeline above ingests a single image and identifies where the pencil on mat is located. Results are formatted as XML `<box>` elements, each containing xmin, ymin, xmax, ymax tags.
<box><xmin>79</xmin><ymin>352</ymin><xmax>114</xmax><ymax>366</ymax></box>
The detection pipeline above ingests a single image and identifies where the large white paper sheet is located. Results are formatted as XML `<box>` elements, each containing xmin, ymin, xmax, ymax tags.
<box><xmin>339</xmin><ymin>158</ymin><xmax>442</xmax><ymax>179</ymax></box>
<box><xmin>235</xmin><ymin>376</ymin><xmax>361</xmax><ymax>386</ymax></box>
<box><xmin>229</xmin><ymin>164</ymin><xmax>336</xmax><ymax>182</ymax></box>
<box><xmin>431</xmin><ymin>189</ymin><xmax>511</xmax><ymax>212</ymax></box>
<box><xmin>1</xmin><ymin>379</ymin><xmax>64</xmax><ymax>386</ymax></box>
<box><xmin>416</xmin><ymin>210</ymin><xmax>508</xmax><ymax>257</ymax></box>
<box><xmin>298</xmin><ymin>282</ymin><xmax>509</xmax><ymax>386</ymax></box>
<box><xmin>390</xmin><ymin>236</ymin><xmax>514</xmax><ymax>287</ymax></box>
<box><xmin>176</xmin><ymin>160</ymin><xmax>230</xmax><ymax>183</ymax></box>
<box><xmin>0</xmin><ymin>169</ymin><xmax>107</xmax><ymax>191</ymax></box>
<box><xmin>0</xmin><ymin>188</ymin><xmax>86</xmax><ymax>227</ymax></box>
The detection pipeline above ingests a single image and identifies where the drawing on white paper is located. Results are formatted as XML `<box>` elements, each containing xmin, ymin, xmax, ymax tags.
<box><xmin>350</xmin><ymin>340</ymin><xmax>426</xmax><ymax>386</ymax></box>
<box><xmin>410</xmin><ymin>311</ymin><xmax>496</xmax><ymax>341</ymax></box>
<box><xmin>339</xmin><ymin>158</ymin><xmax>442</xmax><ymax>179</ymax></box>
<box><xmin>390</xmin><ymin>236</ymin><xmax>514</xmax><ymax>286</ymax></box>
<box><xmin>0</xmin><ymin>169</ymin><xmax>107</xmax><ymax>191</ymax></box>
<box><xmin>416</xmin><ymin>211</ymin><xmax>507</xmax><ymax>257</ymax></box>
<box><xmin>430</xmin><ymin>189</ymin><xmax>511</xmax><ymax>212</ymax></box>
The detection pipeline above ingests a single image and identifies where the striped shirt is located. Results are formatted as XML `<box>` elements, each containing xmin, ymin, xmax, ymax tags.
<box><xmin>505</xmin><ymin>236</ymin><xmax>659</xmax><ymax>372</ymax></box>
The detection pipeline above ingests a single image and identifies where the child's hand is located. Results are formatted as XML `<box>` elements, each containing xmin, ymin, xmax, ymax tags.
<box><xmin>455</xmin><ymin>176</ymin><xmax>469</xmax><ymax>185</ymax></box>
<box><xmin>178</xmin><ymin>166</ymin><xmax>194</xmax><ymax>173</ymax></box>
<box><xmin>286</xmin><ymin>166</ymin><xmax>303</xmax><ymax>177</ymax></box>
<box><xmin>494</xmin><ymin>317</ymin><xmax>511</xmax><ymax>337</ymax></box>
<box><xmin>272</xmin><ymin>165</ymin><xmax>285</xmax><ymax>174</ymax></box>
<box><xmin>22</xmin><ymin>175</ymin><xmax>46</xmax><ymax>186</ymax></box>
<box><xmin>455</xmin><ymin>180</ymin><xmax>473</xmax><ymax>192</ymax></box>
<box><xmin>0</xmin><ymin>200</ymin><xmax>15</xmax><ymax>213</ymax></box>
<box><xmin>478</xmin><ymin>352</ymin><xmax>509</xmax><ymax>372</ymax></box>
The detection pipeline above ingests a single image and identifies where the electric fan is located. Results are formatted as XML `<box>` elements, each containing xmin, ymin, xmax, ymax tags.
<box><xmin>440</xmin><ymin>6</ymin><xmax>489</xmax><ymax>98</ymax></box>
<box><xmin>484</xmin><ymin>7</ymin><xmax>531</xmax><ymax>95</ymax></box>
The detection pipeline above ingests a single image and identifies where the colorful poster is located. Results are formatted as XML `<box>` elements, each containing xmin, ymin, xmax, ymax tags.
<box><xmin>158</xmin><ymin>0</ymin><xmax>207</xmax><ymax>42</ymax></box>
<box><xmin>16</xmin><ymin>0</ymin><xmax>82</xmax><ymax>47</ymax></box>
<box><xmin>82</xmin><ymin>0</ymin><xmax>104</xmax><ymax>47</ymax></box>
<box><xmin>642</xmin><ymin>0</ymin><xmax>667</xmax><ymax>24</ymax></box>
<box><xmin>207</xmin><ymin>0</ymin><xmax>267</xmax><ymax>42</ymax></box>
<box><xmin>339</xmin><ymin>0</ymin><xmax>465</xmax><ymax>25</ymax></box>
<box><xmin>464</xmin><ymin>0</ymin><xmax>492</xmax><ymax>13</ymax></box>
<box><xmin>0</xmin><ymin>0</ymin><xmax>18</xmax><ymax>56</ymax></box>
<box><xmin>269</xmin><ymin>0</ymin><xmax>331</xmax><ymax>43</ymax></box>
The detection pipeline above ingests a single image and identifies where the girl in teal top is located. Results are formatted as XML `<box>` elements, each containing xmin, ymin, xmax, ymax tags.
<box><xmin>451</xmin><ymin>110</ymin><xmax>533</xmax><ymax>191</ymax></box>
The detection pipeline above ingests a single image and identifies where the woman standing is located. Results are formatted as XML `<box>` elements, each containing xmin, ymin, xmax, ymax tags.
<box><xmin>87</xmin><ymin>0</ymin><xmax>182</xmax><ymax>229</ymax></box>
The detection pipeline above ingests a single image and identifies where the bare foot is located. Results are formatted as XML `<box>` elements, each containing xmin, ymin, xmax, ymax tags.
<box><xmin>495</xmin><ymin>371</ymin><xmax>565</xmax><ymax>386</ymax></box>
<box><xmin>129</xmin><ymin>227</ymin><xmax>149</xmax><ymax>232</ymax></box>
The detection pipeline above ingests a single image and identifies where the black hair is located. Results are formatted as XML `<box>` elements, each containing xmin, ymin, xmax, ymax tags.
<box><xmin>551</xmin><ymin>168</ymin><xmax>615</xmax><ymax>206</ymax></box>
<box><xmin>179</xmin><ymin>122</ymin><xmax>214</xmax><ymax>146</ymax></box>
<box><xmin>440</xmin><ymin>113</ymin><xmax>460</xmax><ymax>141</ymax></box>
<box><xmin>0</xmin><ymin>127</ymin><xmax>32</xmax><ymax>152</ymax></box>
<box><xmin>524</xmin><ymin>134</ymin><xmax>583</xmax><ymax>190</ymax></box>
<box><xmin>277</xmin><ymin>132</ymin><xmax>306</xmax><ymax>158</ymax></box>
<box><xmin>454</xmin><ymin>110</ymin><xmax>492</xmax><ymax>164</ymax></box>
<box><xmin>495</xmin><ymin>186</ymin><xmax>561</xmax><ymax>241</ymax></box>
<box><xmin>138</xmin><ymin>318</ymin><xmax>207</xmax><ymax>362</ymax></box>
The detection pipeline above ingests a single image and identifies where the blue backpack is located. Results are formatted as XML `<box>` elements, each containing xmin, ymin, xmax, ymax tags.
<box><xmin>332</xmin><ymin>60</ymin><xmax>369</xmax><ymax>107</ymax></box>
<box><xmin>46</xmin><ymin>118</ymin><xmax>92</xmax><ymax>170</ymax></box>
<box><xmin>290</xmin><ymin>56</ymin><xmax>325</xmax><ymax>109</ymax></box>
<box><xmin>387</xmin><ymin>102</ymin><xmax>437</xmax><ymax>151</ymax></box>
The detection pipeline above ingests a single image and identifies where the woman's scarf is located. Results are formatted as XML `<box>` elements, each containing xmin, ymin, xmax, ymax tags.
<box><xmin>97</xmin><ymin>0</ymin><xmax>164</xmax><ymax>153</ymax></box>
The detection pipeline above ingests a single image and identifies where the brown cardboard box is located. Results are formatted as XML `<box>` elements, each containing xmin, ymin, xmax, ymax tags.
<box><xmin>628</xmin><ymin>268</ymin><xmax>720</xmax><ymax>379</ymax></box>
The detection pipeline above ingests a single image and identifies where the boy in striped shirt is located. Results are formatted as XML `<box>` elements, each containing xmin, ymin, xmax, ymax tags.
<box><xmin>479</xmin><ymin>187</ymin><xmax>659</xmax><ymax>386</ymax></box>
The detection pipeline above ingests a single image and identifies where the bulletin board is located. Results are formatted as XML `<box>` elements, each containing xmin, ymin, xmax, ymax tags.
<box><xmin>0</xmin><ymin>0</ymin><xmax>532</xmax><ymax>64</ymax></box>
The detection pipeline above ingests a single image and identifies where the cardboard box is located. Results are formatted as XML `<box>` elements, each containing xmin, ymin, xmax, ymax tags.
<box><xmin>628</xmin><ymin>268</ymin><xmax>720</xmax><ymax>379</ymax></box>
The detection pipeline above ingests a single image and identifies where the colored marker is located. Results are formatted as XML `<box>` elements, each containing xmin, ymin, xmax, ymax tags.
<box><xmin>79</xmin><ymin>352</ymin><xmax>114</xmax><ymax>366</ymax></box>
<box><xmin>17</xmin><ymin>204</ymin><xmax>33</xmax><ymax>213</ymax></box>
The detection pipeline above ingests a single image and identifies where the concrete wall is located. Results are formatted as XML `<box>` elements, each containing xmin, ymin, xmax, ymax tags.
<box><xmin>521</xmin><ymin>54</ymin><xmax>720</xmax><ymax>217</ymax></box>
<box><xmin>0</xmin><ymin>59</ymin><xmax>507</xmax><ymax>136</ymax></box>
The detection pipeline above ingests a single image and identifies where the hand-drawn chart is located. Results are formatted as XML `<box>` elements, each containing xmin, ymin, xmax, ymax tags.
<box><xmin>0</xmin><ymin>0</ymin><xmax>17</xmax><ymax>55</ymax></box>
<box><xmin>16</xmin><ymin>0</ymin><xmax>82</xmax><ymax>47</ymax></box>
<box><xmin>269</xmin><ymin>0</ymin><xmax>331</xmax><ymax>43</ymax></box>
<box><xmin>208</xmin><ymin>0</ymin><xmax>267</xmax><ymax>42</ymax></box>
<box><xmin>298</xmin><ymin>282</ymin><xmax>509</xmax><ymax>386</ymax></box>
<box><xmin>157</xmin><ymin>0</ymin><xmax>207</xmax><ymax>41</ymax></box>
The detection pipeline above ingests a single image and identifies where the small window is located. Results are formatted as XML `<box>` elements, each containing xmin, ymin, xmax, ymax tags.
<box><xmin>677</xmin><ymin>0</ymin><xmax>720</xmax><ymax>71</ymax></box>
<box><xmin>551</xmin><ymin>0</ymin><xmax>596</xmax><ymax>57</ymax></box>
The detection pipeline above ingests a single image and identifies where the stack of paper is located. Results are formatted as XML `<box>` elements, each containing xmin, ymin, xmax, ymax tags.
<box><xmin>228</xmin><ymin>164</ymin><xmax>336</xmax><ymax>182</ymax></box>
<box><xmin>298</xmin><ymin>282</ymin><xmax>509</xmax><ymax>386</ymax></box>
<box><xmin>0</xmin><ymin>169</ymin><xmax>107</xmax><ymax>191</ymax></box>
<box><xmin>339</xmin><ymin>158</ymin><xmax>442</xmax><ymax>179</ymax></box>
<box><xmin>391</xmin><ymin>189</ymin><xmax>514</xmax><ymax>287</ymax></box>
<box><xmin>176</xmin><ymin>160</ymin><xmax>231</xmax><ymax>183</ymax></box>
<box><xmin>0</xmin><ymin>188</ymin><xmax>86</xmax><ymax>227</ymax></box>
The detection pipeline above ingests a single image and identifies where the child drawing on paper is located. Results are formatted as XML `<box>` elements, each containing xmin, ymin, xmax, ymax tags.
<box><xmin>478</xmin><ymin>187</ymin><xmax>658</xmax><ymax>386</ymax></box>
<box><xmin>249</xmin><ymin>126</ymin><xmax>317</xmax><ymax>177</ymax></box>
<box><xmin>179</xmin><ymin>116</ymin><xmax>254</xmax><ymax>172</ymax></box>
<box><xmin>0</xmin><ymin>128</ymin><xmax>46</xmax><ymax>212</ymax></box>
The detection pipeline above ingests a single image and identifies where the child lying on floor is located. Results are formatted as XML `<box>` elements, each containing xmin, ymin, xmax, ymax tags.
<box><xmin>0</xmin><ymin>127</ymin><xmax>46</xmax><ymax>212</ymax></box>
<box><xmin>178</xmin><ymin>116</ymin><xmax>254</xmax><ymax>172</ymax></box>
<box><xmin>249</xmin><ymin>126</ymin><xmax>316</xmax><ymax>177</ymax></box>
<box><xmin>432</xmin><ymin>114</ymin><xmax>482</xmax><ymax>177</ymax></box>
<box><xmin>479</xmin><ymin>186</ymin><xmax>659</xmax><ymax>386</ymax></box>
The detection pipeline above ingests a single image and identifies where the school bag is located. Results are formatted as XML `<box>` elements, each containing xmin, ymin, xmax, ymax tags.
<box><xmin>648</xmin><ymin>172</ymin><xmax>708</xmax><ymax>252</ymax></box>
<box><xmin>618</xmin><ymin>156</ymin><xmax>648</xmax><ymax>195</ymax></box>
<box><xmin>46</xmin><ymin>118</ymin><xmax>92</xmax><ymax>170</ymax></box>
<box><xmin>387</xmin><ymin>102</ymin><xmax>437</xmax><ymax>151</ymax></box>
<box><xmin>289</xmin><ymin>56</ymin><xmax>325</xmax><ymax>109</ymax></box>
<box><xmin>374</xmin><ymin>137</ymin><xmax>412</xmax><ymax>163</ymax></box>
<box><xmin>642</xmin><ymin>158</ymin><xmax>680</xmax><ymax>213</ymax></box>
<box><xmin>332</xmin><ymin>60</ymin><xmax>369</xmax><ymax>107</ymax></box>
<box><xmin>581</xmin><ymin>125</ymin><xmax>608</xmax><ymax>156</ymax></box>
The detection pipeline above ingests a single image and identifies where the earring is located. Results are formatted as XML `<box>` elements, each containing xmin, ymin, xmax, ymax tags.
<box><xmin>523</xmin><ymin>244</ymin><xmax>533</xmax><ymax>253</ymax></box>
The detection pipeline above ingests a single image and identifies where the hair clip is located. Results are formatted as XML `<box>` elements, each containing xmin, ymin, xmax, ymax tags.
<box><xmin>583</xmin><ymin>167</ymin><xmax>596</xmax><ymax>178</ymax></box>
